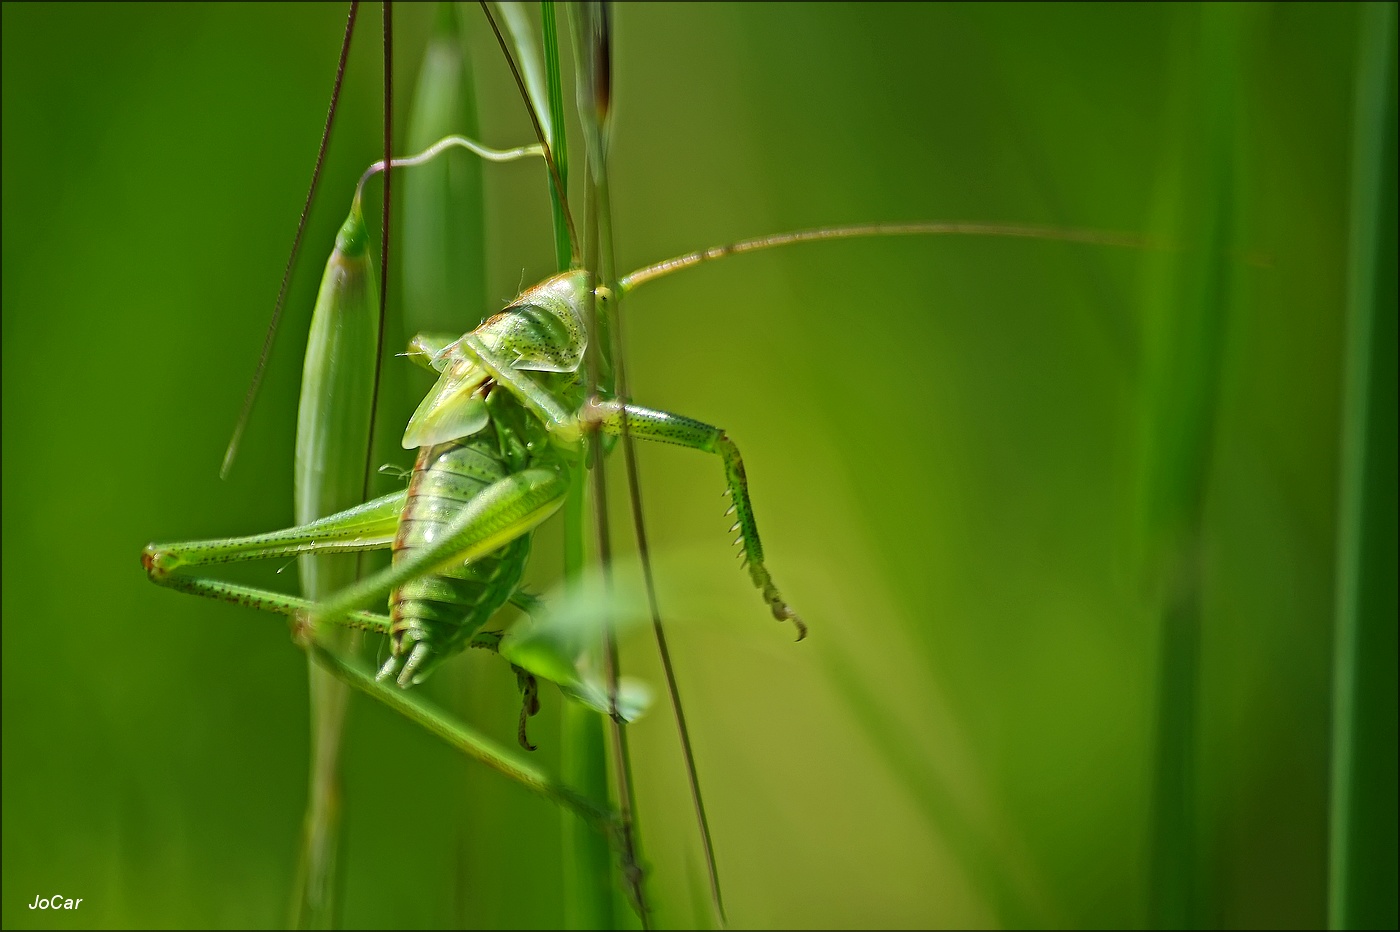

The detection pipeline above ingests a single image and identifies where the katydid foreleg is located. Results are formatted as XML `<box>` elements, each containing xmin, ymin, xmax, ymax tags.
<box><xmin>581</xmin><ymin>399</ymin><xmax>807</xmax><ymax>639</ymax></box>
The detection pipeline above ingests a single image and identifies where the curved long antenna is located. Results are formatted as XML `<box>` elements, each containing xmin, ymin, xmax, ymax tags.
<box><xmin>354</xmin><ymin>136</ymin><xmax>544</xmax><ymax>200</ymax></box>
<box><xmin>619</xmin><ymin>221</ymin><xmax>1158</xmax><ymax>294</ymax></box>
<box><xmin>221</xmin><ymin>2</ymin><xmax>361</xmax><ymax>479</ymax></box>
<box><xmin>477</xmin><ymin>1</ymin><xmax>580</xmax><ymax>266</ymax></box>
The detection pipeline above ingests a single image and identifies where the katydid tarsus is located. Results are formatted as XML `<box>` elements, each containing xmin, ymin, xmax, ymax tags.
<box><xmin>140</xmin><ymin>3</ymin><xmax>1154</xmax><ymax>924</ymax></box>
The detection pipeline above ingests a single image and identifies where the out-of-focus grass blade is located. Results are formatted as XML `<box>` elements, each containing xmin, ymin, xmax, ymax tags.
<box><xmin>1138</xmin><ymin>6</ymin><xmax>1246</xmax><ymax>929</ymax></box>
<box><xmin>402</xmin><ymin>3</ymin><xmax>487</xmax><ymax>338</ymax></box>
<box><xmin>1328</xmin><ymin>5</ymin><xmax>1398</xmax><ymax>929</ymax></box>
<box><xmin>564</xmin><ymin>3</ymin><xmax>657</xmax><ymax>924</ymax></box>
<box><xmin>500</xmin><ymin>617</ymin><xmax>653</xmax><ymax>723</ymax></box>
<box><xmin>526</xmin><ymin>4</ymin><xmax>620</xmax><ymax>925</ymax></box>
<box><xmin>401</xmin><ymin>7</ymin><xmax>489</xmax><ymax>926</ymax></box>
<box><xmin>291</xmin><ymin>199</ymin><xmax>381</xmax><ymax>929</ymax></box>
<box><xmin>568</xmin><ymin>0</ymin><xmax>610</xmax><ymax>176</ymax></box>
<box><xmin>560</xmin><ymin>450</ymin><xmax>614</xmax><ymax>931</ymax></box>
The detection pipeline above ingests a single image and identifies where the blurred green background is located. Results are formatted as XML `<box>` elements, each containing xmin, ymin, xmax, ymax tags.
<box><xmin>3</xmin><ymin>3</ymin><xmax>1392</xmax><ymax>929</ymax></box>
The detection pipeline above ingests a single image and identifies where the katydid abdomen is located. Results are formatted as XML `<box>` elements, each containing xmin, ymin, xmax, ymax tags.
<box><xmin>385</xmin><ymin>433</ymin><xmax>533</xmax><ymax>687</ymax></box>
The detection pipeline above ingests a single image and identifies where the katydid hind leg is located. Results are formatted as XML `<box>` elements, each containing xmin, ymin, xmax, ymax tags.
<box><xmin>143</xmin><ymin>490</ymin><xmax>406</xmax><ymax>636</ymax></box>
<box><xmin>149</xmin><ymin>572</ymin><xmax>394</xmax><ymax>641</ymax></box>
<box><xmin>310</xmin><ymin>467</ymin><xmax>570</xmax><ymax>661</ymax></box>
<box><xmin>143</xmin><ymin>484</ymin><xmax>516</xmax><ymax>667</ymax></box>
<box><xmin>143</xmin><ymin>489</ymin><xmax>404</xmax><ymax>579</ymax></box>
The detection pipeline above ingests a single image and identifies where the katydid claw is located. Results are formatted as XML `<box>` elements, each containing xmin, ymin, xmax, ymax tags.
<box><xmin>772</xmin><ymin>601</ymin><xmax>808</xmax><ymax>641</ymax></box>
<box><xmin>513</xmin><ymin>666</ymin><xmax>540</xmax><ymax>751</ymax></box>
<box><xmin>754</xmin><ymin>569</ymin><xmax>808</xmax><ymax>639</ymax></box>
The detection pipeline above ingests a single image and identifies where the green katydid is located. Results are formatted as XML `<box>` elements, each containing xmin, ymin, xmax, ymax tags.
<box><xmin>139</xmin><ymin>133</ymin><xmax>824</xmax><ymax>759</ymax></box>
<box><xmin>141</xmin><ymin>170</ymin><xmax>1146</xmax><ymax>921</ymax></box>
<box><xmin>142</xmin><ymin>203</ymin><xmax>1142</xmax><ymax>676</ymax></box>
<box><xmin>140</xmin><ymin>2</ymin><xmax>1155</xmax><ymax>923</ymax></box>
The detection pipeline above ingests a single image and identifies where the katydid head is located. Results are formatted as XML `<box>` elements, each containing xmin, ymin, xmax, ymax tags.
<box><xmin>404</xmin><ymin>332</ymin><xmax>458</xmax><ymax>373</ymax></box>
<box><xmin>479</xmin><ymin>270</ymin><xmax>591</xmax><ymax>374</ymax></box>
<box><xmin>401</xmin><ymin>271</ymin><xmax>594</xmax><ymax>449</ymax></box>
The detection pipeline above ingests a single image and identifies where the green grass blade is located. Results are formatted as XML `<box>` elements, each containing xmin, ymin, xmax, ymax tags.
<box><xmin>1139</xmin><ymin>6</ymin><xmax>1246</xmax><ymax>928</ymax></box>
<box><xmin>402</xmin><ymin>3</ymin><xmax>487</xmax><ymax>336</ymax></box>
<box><xmin>494</xmin><ymin>2</ymin><xmax>555</xmax><ymax>143</ymax></box>
<box><xmin>538</xmin><ymin>6</ymin><xmax>620</xmax><ymax>926</ymax></box>
<box><xmin>291</xmin><ymin>200</ymin><xmax>381</xmax><ymax>929</ymax></box>
<box><xmin>401</xmin><ymin>8</ymin><xmax>490</xmax><ymax>925</ymax></box>
<box><xmin>541</xmin><ymin>1</ymin><xmax>573</xmax><ymax>272</ymax></box>
<box><xmin>561</xmin><ymin>669</ymin><xmax>617</xmax><ymax>929</ymax></box>
<box><xmin>308</xmin><ymin>643</ymin><xmax>615</xmax><ymax>830</ymax></box>
<box><xmin>1328</xmin><ymin>5</ymin><xmax>1399</xmax><ymax>929</ymax></box>
<box><xmin>559</xmin><ymin>452</ymin><xmax>618</xmax><ymax>930</ymax></box>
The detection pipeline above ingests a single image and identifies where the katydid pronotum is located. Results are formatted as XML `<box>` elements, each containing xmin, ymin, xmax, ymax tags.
<box><xmin>140</xmin><ymin>3</ymin><xmax>1152</xmax><ymax>924</ymax></box>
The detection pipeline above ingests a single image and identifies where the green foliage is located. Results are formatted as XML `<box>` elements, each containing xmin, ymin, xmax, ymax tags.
<box><xmin>1</xmin><ymin>4</ymin><xmax>1387</xmax><ymax>929</ymax></box>
<box><xmin>1329</xmin><ymin>4</ymin><xmax>1398</xmax><ymax>929</ymax></box>
<box><xmin>292</xmin><ymin>194</ymin><xmax>382</xmax><ymax>930</ymax></box>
